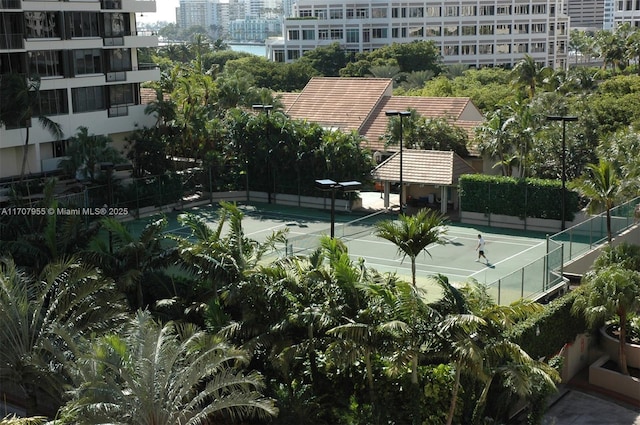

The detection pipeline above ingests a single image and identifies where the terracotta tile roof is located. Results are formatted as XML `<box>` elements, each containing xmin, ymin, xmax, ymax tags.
<box><xmin>140</xmin><ymin>87</ymin><xmax>157</xmax><ymax>105</ymax></box>
<box><xmin>360</xmin><ymin>96</ymin><xmax>484</xmax><ymax>154</ymax></box>
<box><xmin>284</xmin><ymin>77</ymin><xmax>393</xmax><ymax>131</ymax></box>
<box><xmin>277</xmin><ymin>92</ymin><xmax>301</xmax><ymax>111</ymax></box>
<box><xmin>371</xmin><ymin>149</ymin><xmax>477</xmax><ymax>186</ymax></box>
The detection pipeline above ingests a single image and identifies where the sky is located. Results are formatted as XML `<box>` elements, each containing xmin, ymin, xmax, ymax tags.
<box><xmin>139</xmin><ymin>0</ymin><xmax>179</xmax><ymax>24</ymax></box>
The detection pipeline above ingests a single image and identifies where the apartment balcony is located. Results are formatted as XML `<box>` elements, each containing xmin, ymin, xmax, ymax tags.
<box><xmin>0</xmin><ymin>33</ymin><xmax>24</xmax><ymax>51</ymax></box>
<box><xmin>0</xmin><ymin>0</ymin><xmax>21</xmax><ymax>10</ymax></box>
<box><xmin>103</xmin><ymin>31</ymin><xmax>158</xmax><ymax>49</ymax></box>
<box><xmin>102</xmin><ymin>0</ymin><xmax>155</xmax><ymax>14</ymax></box>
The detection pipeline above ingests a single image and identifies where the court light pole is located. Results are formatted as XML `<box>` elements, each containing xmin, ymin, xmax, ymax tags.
<box><xmin>315</xmin><ymin>179</ymin><xmax>362</xmax><ymax>238</ymax></box>
<box><xmin>252</xmin><ymin>104</ymin><xmax>274</xmax><ymax>202</ymax></box>
<box><xmin>385</xmin><ymin>110</ymin><xmax>411</xmax><ymax>213</ymax></box>
<box><xmin>546</xmin><ymin>115</ymin><xmax>578</xmax><ymax>231</ymax></box>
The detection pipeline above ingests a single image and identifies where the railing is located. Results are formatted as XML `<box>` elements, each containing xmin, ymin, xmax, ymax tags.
<box><xmin>108</xmin><ymin>105</ymin><xmax>129</xmax><ymax>117</ymax></box>
<box><xmin>0</xmin><ymin>0</ymin><xmax>21</xmax><ymax>9</ymax></box>
<box><xmin>101</xmin><ymin>0</ymin><xmax>121</xmax><ymax>10</ymax></box>
<box><xmin>106</xmin><ymin>71</ymin><xmax>126</xmax><ymax>82</ymax></box>
<box><xmin>550</xmin><ymin>196</ymin><xmax>640</xmax><ymax>264</ymax></box>
<box><xmin>0</xmin><ymin>34</ymin><xmax>24</xmax><ymax>50</ymax></box>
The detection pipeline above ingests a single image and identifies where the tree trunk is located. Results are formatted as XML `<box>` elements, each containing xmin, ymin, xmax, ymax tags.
<box><xmin>618</xmin><ymin>310</ymin><xmax>629</xmax><ymax>375</ymax></box>
<box><xmin>411</xmin><ymin>258</ymin><xmax>416</xmax><ymax>287</ymax></box>
<box><xmin>20</xmin><ymin>123</ymin><xmax>31</xmax><ymax>181</ymax></box>
<box><xmin>446</xmin><ymin>364</ymin><xmax>461</xmax><ymax>425</ymax></box>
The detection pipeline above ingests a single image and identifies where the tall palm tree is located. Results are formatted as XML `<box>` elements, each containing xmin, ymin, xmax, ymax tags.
<box><xmin>0</xmin><ymin>416</ymin><xmax>46</xmax><ymax>425</ymax></box>
<box><xmin>61</xmin><ymin>311</ymin><xmax>278</xmax><ymax>424</ymax></box>
<box><xmin>510</xmin><ymin>54</ymin><xmax>552</xmax><ymax>99</ymax></box>
<box><xmin>570</xmin><ymin>159</ymin><xmax>622</xmax><ymax>242</ymax></box>
<box><xmin>0</xmin><ymin>258</ymin><xmax>126</xmax><ymax>416</ymax></box>
<box><xmin>374</xmin><ymin>208</ymin><xmax>447</xmax><ymax>287</ymax></box>
<box><xmin>572</xmin><ymin>263</ymin><xmax>640</xmax><ymax>375</ymax></box>
<box><xmin>0</xmin><ymin>74</ymin><xmax>63</xmax><ymax>180</ymax></box>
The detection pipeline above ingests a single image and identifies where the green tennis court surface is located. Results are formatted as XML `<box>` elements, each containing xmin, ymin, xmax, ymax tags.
<box><xmin>131</xmin><ymin>202</ymin><xmax>572</xmax><ymax>304</ymax></box>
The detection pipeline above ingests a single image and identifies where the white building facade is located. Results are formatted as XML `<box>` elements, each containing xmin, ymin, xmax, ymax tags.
<box><xmin>0</xmin><ymin>0</ymin><xmax>160</xmax><ymax>179</ymax></box>
<box><xmin>266</xmin><ymin>0</ymin><xmax>570</xmax><ymax>69</ymax></box>
<box><xmin>610</xmin><ymin>0</ymin><xmax>640</xmax><ymax>28</ymax></box>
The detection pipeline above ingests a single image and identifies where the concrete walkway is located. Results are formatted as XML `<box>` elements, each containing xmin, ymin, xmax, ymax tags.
<box><xmin>543</xmin><ymin>390</ymin><xmax>640</xmax><ymax>425</ymax></box>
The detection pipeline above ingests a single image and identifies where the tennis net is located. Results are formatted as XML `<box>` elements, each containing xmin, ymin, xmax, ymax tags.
<box><xmin>284</xmin><ymin>209</ymin><xmax>388</xmax><ymax>256</ymax></box>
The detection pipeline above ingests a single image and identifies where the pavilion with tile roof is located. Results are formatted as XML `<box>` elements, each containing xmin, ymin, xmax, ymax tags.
<box><xmin>371</xmin><ymin>150</ymin><xmax>478</xmax><ymax>213</ymax></box>
<box><xmin>278</xmin><ymin>77</ymin><xmax>485</xmax><ymax>213</ymax></box>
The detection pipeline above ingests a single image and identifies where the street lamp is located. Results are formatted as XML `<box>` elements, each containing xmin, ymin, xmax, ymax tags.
<box><xmin>315</xmin><ymin>179</ymin><xmax>362</xmax><ymax>238</ymax></box>
<box><xmin>252</xmin><ymin>104</ymin><xmax>274</xmax><ymax>203</ymax></box>
<box><xmin>385</xmin><ymin>110</ymin><xmax>411</xmax><ymax>213</ymax></box>
<box><xmin>547</xmin><ymin>115</ymin><xmax>578</xmax><ymax>231</ymax></box>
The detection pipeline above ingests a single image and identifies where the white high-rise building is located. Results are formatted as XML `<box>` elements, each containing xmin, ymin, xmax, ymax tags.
<box><xmin>266</xmin><ymin>0</ymin><xmax>570</xmax><ymax>69</ymax></box>
<box><xmin>564</xmin><ymin>0</ymin><xmax>605</xmax><ymax>30</ymax></box>
<box><xmin>0</xmin><ymin>0</ymin><xmax>160</xmax><ymax>179</ymax></box>
<box><xmin>610</xmin><ymin>0</ymin><xmax>640</xmax><ymax>28</ymax></box>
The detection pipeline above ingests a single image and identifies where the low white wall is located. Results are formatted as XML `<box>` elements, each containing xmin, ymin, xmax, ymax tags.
<box><xmin>600</xmin><ymin>326</ymin><xmax>640</xmax><ymax>369</ymax></box>
<box><xmin>589</xmin><ymin>355</ymin><xmax>640</xmax><ymax>401</ymax></box>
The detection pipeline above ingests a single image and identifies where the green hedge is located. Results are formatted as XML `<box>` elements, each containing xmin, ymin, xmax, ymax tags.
<box><xmin>507</xmin><ymin>290</ymin><xmax>588</xmax><ymax>360</ymax></box>
<box><xmin>459</xmin><ymin>174</ymin><xmax>580</xmax><ymax>221</ymax></box>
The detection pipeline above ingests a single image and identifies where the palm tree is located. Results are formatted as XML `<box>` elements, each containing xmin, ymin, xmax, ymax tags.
<box><xmin>570</xmin><ymin>159</ymin><xmax>622</xmax><ymax>242</ymax></box>
<box><xmin>60</xmin><ymin>310</ymin><xmax>278</xmax><ymax>424</ymax></box>
<box><xmin>59</xmin><ymin>127</ymin><xmax>124</xmax><ymax>182</ymax></box>
<box><xmin>374</xmin><ymin>208</ymin><xmax>447</xmax><ymax>287</ymax></box>
<box><xmin>0</xmin><ymin>74</ymin><xmax>63</xmax><ymax>180</ymax></box>
<box><xmin>0</xmin><ymin>257</ymin><xmax>126</xmax><ymax>416</ymax></box>
<box><xmin>433</xmin><ymin>278</ymin><xmax>555</xmax><ymax>425</ymax></box>
<box><xmin>83</xmin><ymin>216</ymin><xmax>176</xmax><ymax>310</ymax></box>
<box><xmin>511</xmin><ymin>54</ymin><xmax>552</xmax><ymax>99</ymax></box>
<box><xmin>572</xmin><ymin>262</ymin><xmax>640</xmax><ymax>375</ymax></box>
<box><xmin>0</xmin><ymin>416</ymin><xmax>46</xmax><ymax>425</ymax></box>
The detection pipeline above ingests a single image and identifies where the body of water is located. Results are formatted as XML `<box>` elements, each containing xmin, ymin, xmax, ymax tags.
<box><xmin>228</xmin><ymin>43</ymin><xmax>267</xmax><ymax>57</ymax></box>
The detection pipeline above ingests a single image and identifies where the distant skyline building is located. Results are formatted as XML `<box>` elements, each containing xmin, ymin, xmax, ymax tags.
<box><xmin>267</xmin><ymin>0</ymin><xmax>570</xmax><ymax>69</ymax></box>
<box><xmin>0</xmin><ymin>0</ymin><xmax>160</xmax><ymax>179</ymax></box>
<box><xmin>564</xmin><ymin>0</ymin><xmax>605</xmax><ymax>31</ymax></box>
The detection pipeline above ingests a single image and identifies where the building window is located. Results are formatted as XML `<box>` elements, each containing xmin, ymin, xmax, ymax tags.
<box><xmin>109</xmin><ymin>83</ymin><xmax>134</xmax><ymax>106</ymax></box>
<box><xmin>514</xmin><ymin>43</ymin><xmax>528</xmax><ymax>53</ymax></box>
<box><xmin>25</xmin><ymin>11</ymin><xmax>60</xmax><ymax>38</ymax></box>
<box><xmin>531</xmin><ymin>42</ymin><xmax>545</xmax><ymax>53</ymax></box>
<box><xmin>461</xmin><ymin>44</ymin><xmax>476</xmax><ymax>55</ymax></box>
<box><xmin>287</xmin><ymin>49</ymin><xmax>299</xmax><ymax>60</ymax></box>
<box><xmin>104</xmin><ymin>12</ymin><xmax>128</xmax><ymax>37</ymax></box>
<box><xmin>444</xmin><ymin>25</ymin><xmax>458</xmax><ymax>36</ymax></box>
<box><xmin>479</xmin><ymin>44</ymin><xmax>493</xmax><ymax>54</ymax></box>
<box><xmin>72</xmin><ymin>86</ymin><xmax>105</xmax><ymax>113</ymax></box>
<box><xmin>299</xmin><ymin>9</ymin><xmax>312</xmax><ymax>17</ymax></box>
<box><xmin>288</xmin><ymin>30</ymin><xmax>300</xmax><ymax>40</ymax></box>
<box><xmin>319</xmin><ymin>29</ymin><xmax>329</xmax><ymax>39</ymax></box>
<box><xmin>28</xmin><ymin>50</ymin><xmax>63</xmax><ymax>77</ymax></box>
<box><xmin>372</xmin><ymin>28</ymin><xmax>387</xmax><ymax>38</ymax></box>
<box><xmin>37</xmin><ymin>89</ymin><xmax>68</xmax><ymax>117</ymax></box>
<box><xmin>409</xmin><ymin>7</ymin><xmax>423</xmax><ymax>17</ymax></box>
<box><xmin>426</xmin><ymin>6</ymin><xmax>440</xmax><ymax>16</ymax></box>
<box><xmin>461</xmin><ymin>25</ymin><xmax>476</xmax><ymax>36</ymax></box>
<box><xmin>346</xmin><ymin>28</ymin><xmax>359</xmax><ymax>42</ymax></box>
<box><xmin>73</xmin><ymin>49</ymin><xmax>103</xmax><ymax>75</ymax></box>
<box><xmin>513</xmin><ymin>24</ymin><xmax>529</xmax><ymax>34</ymax></box>
<box><xmin>302</xmin><ymin>29</ymin><xmax>315</xmax><ymax>40</ymax></box>
<box><xmin>314</xmin><ymin>10</ymin><xmax>326</xmax><ymax>19</ymax></box>
<box><xmin>513</xmin><ymin>5</ymin><xmax>529</xmax><ymax>14</ymax></box>
<box><xmin>53</xmin><ymin>139</ymin><xmax>68</xmax><ymax>158</ymax></box>
<box><xmin>479</xmin><ymin>5</ymin><xmax>494</xmax><ymax>16</ymax></box>
<box><xmin>496</xmin><ymin>24</ymin><xmax>510</xmax><ymax>35</ymax></box>
<box><xmin>330</xmin><ymin>29</ymin><xmax>343</xmax><ymax>39</ymax></box>
<box><xmin>67</xmin><ymin>12</ymin><xmax>100</xmax><ymax>37</ymax></box>
<box><xmin>461</xmin><ymin>6</ymin><xmax>476</xmax><ymax>16</ymax></box>
<box><xmin>532</xmin><ymin>23</ymin><xmax>546</xmax><ymax>33</ymax></box>
<box><xmin>273</xmin><ymin>50</ymin><xmax>285</xmax><ymax>62</ymax></box>
<box><xmin>372</xmin><ymin>7</ymin><xmax>387</xmax><ymax>18</ymax></box>
<box><xmin>425</xmin><ymin>25</ymin><xmax>441</xmax><ymax>36</ymax></box>
<box><xmin>496</xmin><ymin>6</ymin><xmax>511</xmax><ymax>15</ymax></box>
<box><xmin>409</xmin><ymin>26</ymin><xmax>423</xmax><ymax>37</ymax></box>
<box><xmin>356</xmin><ymin>8</ymin><xmax>368</xmax><ymax>18</ymax></box>
<box><xmin>392</xmin><ymin>8</ymin><xmax>399</xmax><ymax>18</ymax></box>
<box><xmin>496</xmin><ymin>43</ymin><xmax>510</xmax><ymax>54</ymax></box>
<box><xmin>330</xmin><ymin>8</ymin><xmax>343</xmax><ymax>19</ymax></box>
<box><xmin>108</xmin><ymin>48</ymin><xmax>131</xmax><ymax>72</ymax></box>
<box><xmin>392</xmin><ymin>27</ymin><xmax>399</xmax><ymax>38</ymax></box>
<box><xmin>532</xmin><ymin>5</ymin><xmax>546</xmax><ymax>14</ymax></box>
<box><xmin>479</xmin><ymin>25</ymin><xmax>493</xmax><ymax>35</ymax></box>
<box><xmin>444</xmin><ymin>6</ymin><xmax>458</xmax><ymax>16</ymax></box>
<box><xmin>443</xmin><ymin>45</ymin><xmax>459</xmax><ymax>55</ymax></box>
<box><xmin>363</xmin><ymin>29</ymin><xmax>370</xmax><ymax>42</ymax></box>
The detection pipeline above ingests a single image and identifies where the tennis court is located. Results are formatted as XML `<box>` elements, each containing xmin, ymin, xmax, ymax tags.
<box><xmin>131</xmin><ymin>198</ymin><xmax>561</xmax><ymax>304</ymax></box>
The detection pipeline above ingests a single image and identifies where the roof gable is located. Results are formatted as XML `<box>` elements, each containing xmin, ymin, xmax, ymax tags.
<box><xmin>284</xmin><ymin>77</ymin><xmax>393</xmax><ymax>131</ymax></box>
<box><xmin>371</xmin><ymin>149</ymin><xmax>477</xmax><ymax>186</ymax></box>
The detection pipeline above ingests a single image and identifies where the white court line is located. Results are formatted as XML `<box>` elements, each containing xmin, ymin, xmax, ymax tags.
<box><xmin>469</xmin><ymin>240</ymin><xmax>545</xmax><ymax>278</ymax></box>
